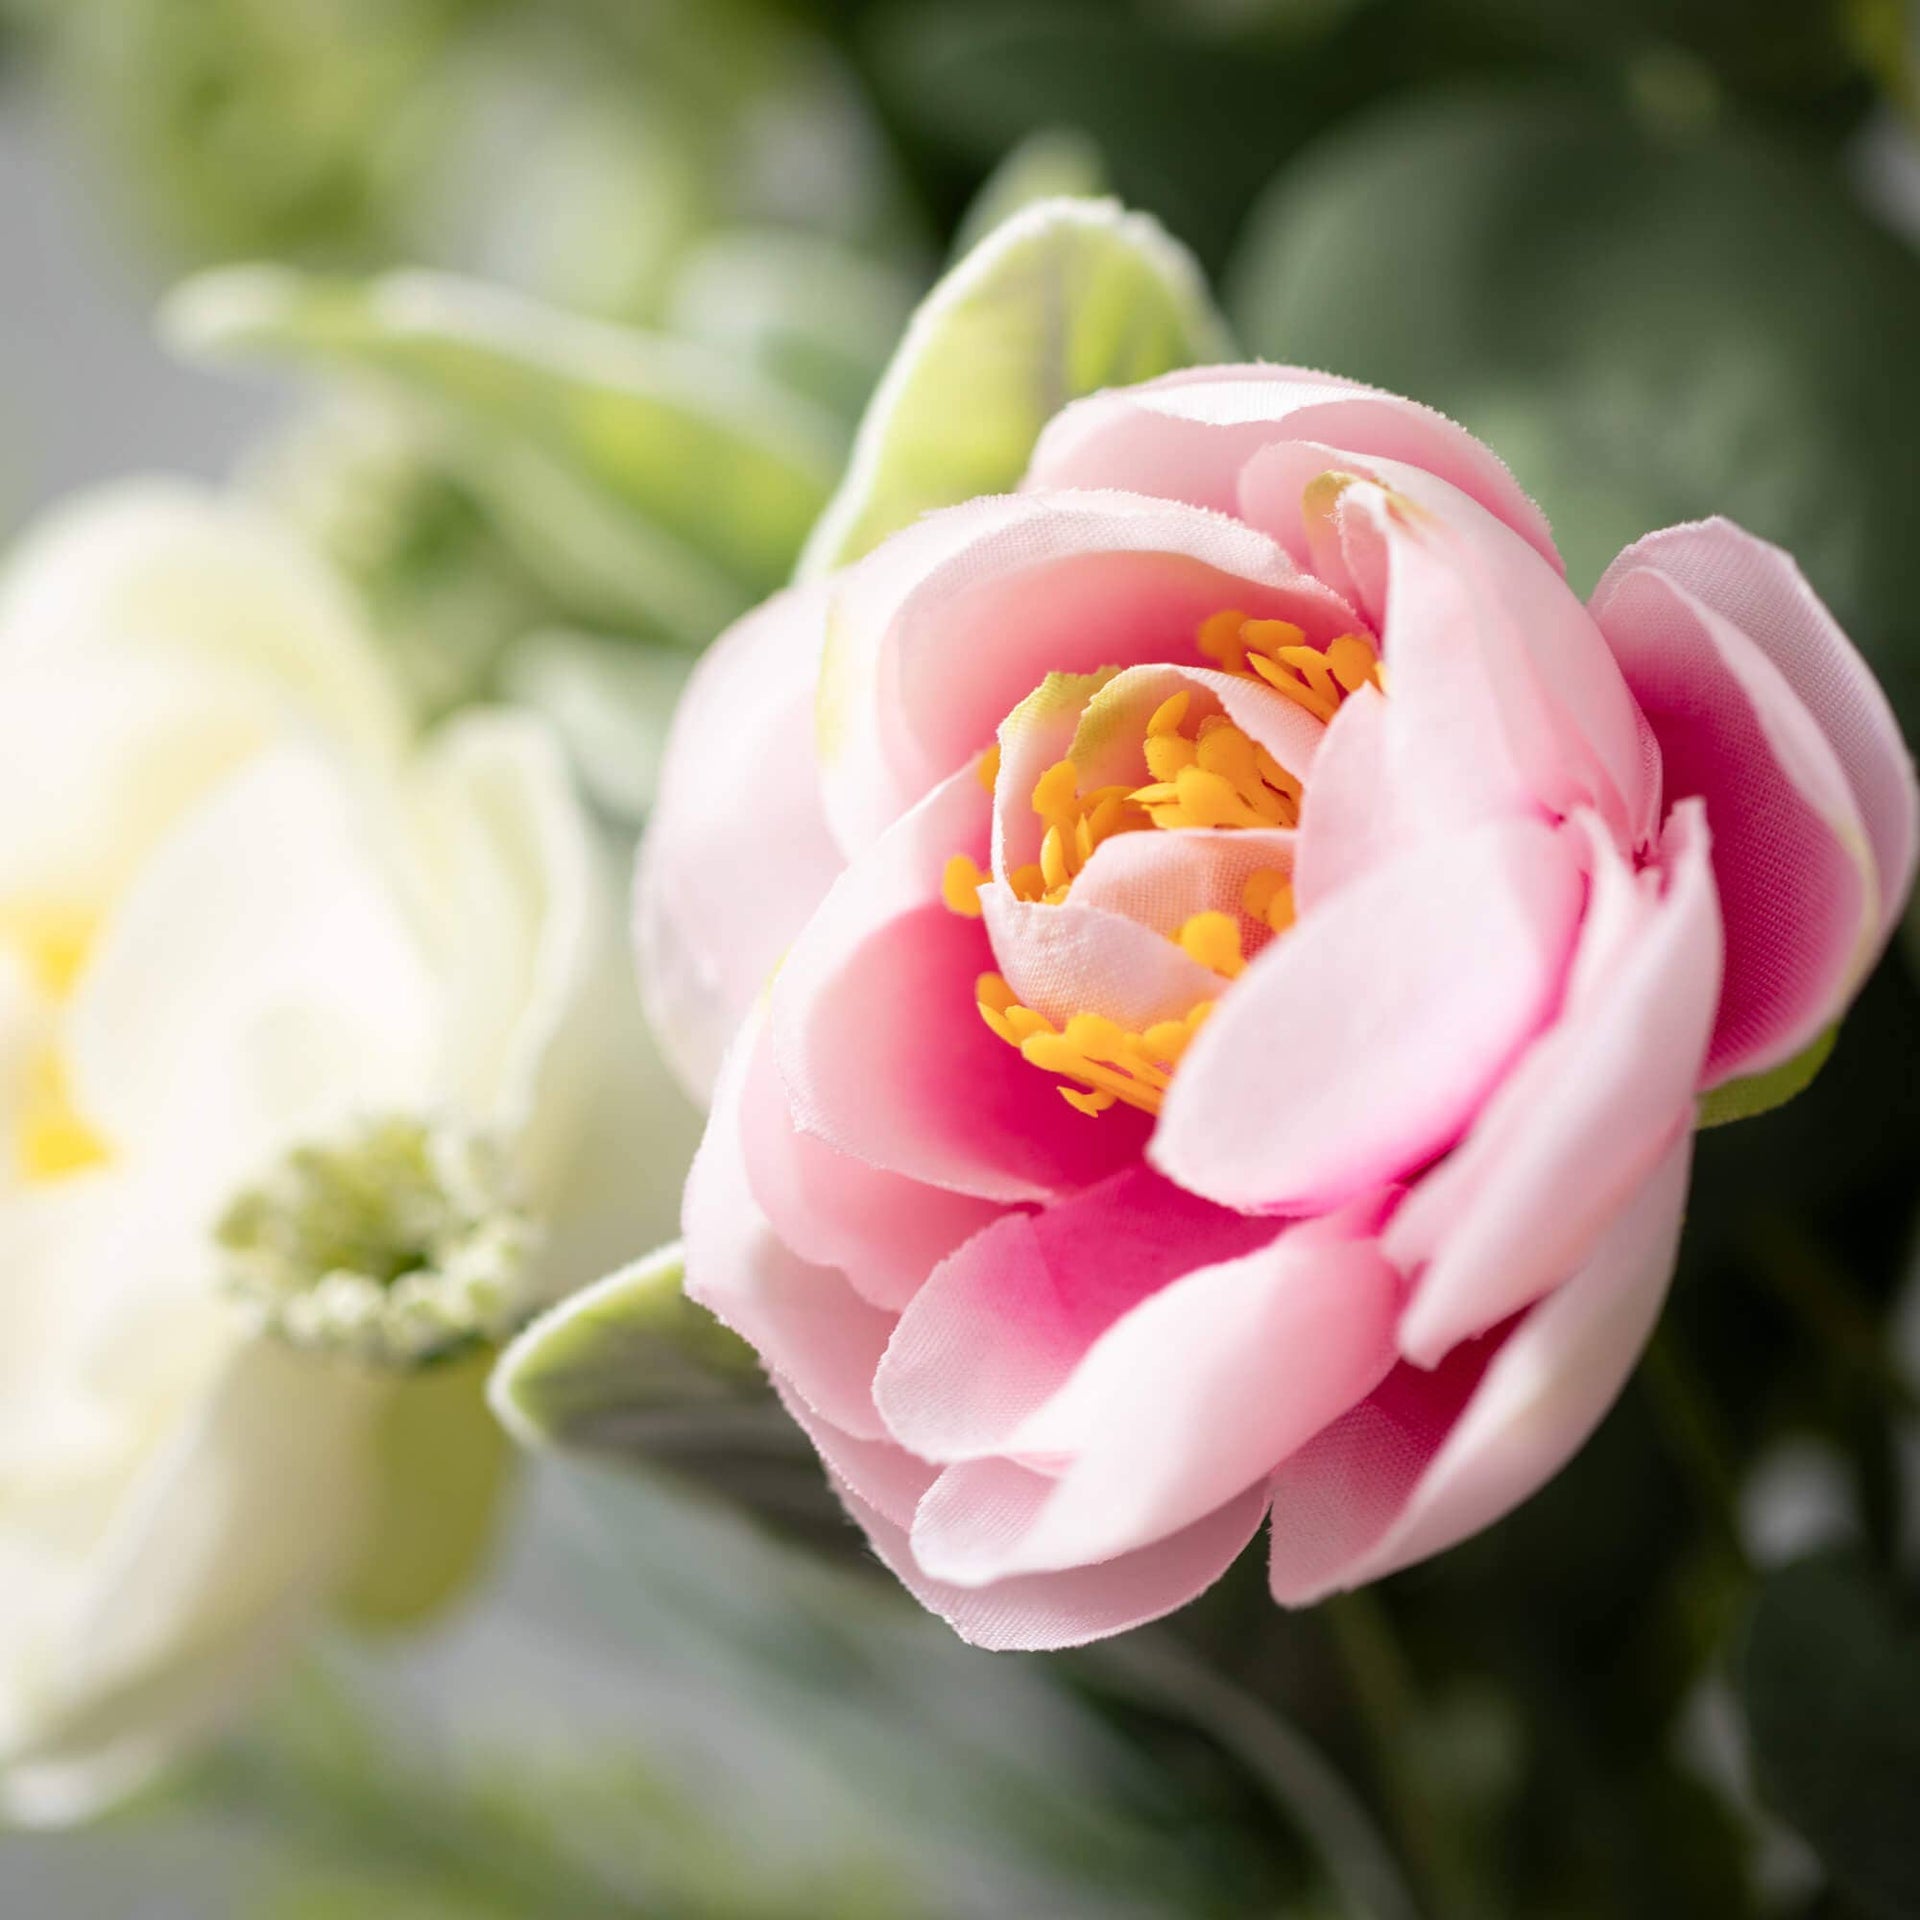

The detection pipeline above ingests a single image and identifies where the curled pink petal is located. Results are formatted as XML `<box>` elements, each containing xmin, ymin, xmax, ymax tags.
<box><xmin>837</xmin><ymin>1480</ymin><xmax>1268</xmax><ymax>1653</ymax></box>
<box><xmin>1594</xmin><ymin>518</ymin><xmax>1917</xmax><ymax>951</ymax></box>
<box><xmin>1153</xmin><ymin>814</ymin><xmax>1585</xmax><ymax>1213</ymax></box>
<box><xmin>819</xmin><ymin>490</ymin><xmax>1353</xmax><ymax>852</ymax></box>
<box><xmin>875</xmin><ymin>1167</ymin><xmax>1278</xmax><ymax>1464</ymax></box>
<box><xmin>737</xmin><ymin>1020</ymin><xmax>999</xmax><ymax>1312</ymax></box>
<box><xmin>771</xmin><ymin>769</ymin><xmax>1149</xmax><ymax>1202</ymax></box>
<box><xmin>682</xmin><ymin>1007</ymin><xmax>896</xmax><ymax>1440</ymax></box>
<box><xmin>1268</xmin><ymin>1128</ymin><xmax>1693</xmax><ymax>1605</ymax></box>
<box><xmin>1593</xmin><ymin>557</ymin><xmax>1880</xmax><ymax>1081</ymax></box>
<box><xmin>1389</xmin><ymin>801</ymin><xmax>1721</xmax><ymax>1363</ymax></box>
<box><xmin>1026</xmin><ymin>366</ymin><xmax>1559</xmax><ymax>567</ymax></box>
<box><xmin>636</xmin><ymin>582</ymin><xmax>845</xmax><ymax>1100</ymax></box>
<box><xmin>907</xmin><ymin>1220</ymin><xmax>1398</xmax><ymax>1579</ymax></box>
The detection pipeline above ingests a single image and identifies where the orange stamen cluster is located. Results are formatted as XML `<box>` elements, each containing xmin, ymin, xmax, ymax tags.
<box><xmin>945</xmin><ymin>612</ymin><xmax>1380</xmax><ymax>1116</ymax></box>
<box><xmin>1197</xmin><ymin>611</ymin><xmax>1383</xmax><ymax>722</ymax></box>
<box><xmin>976</xmin><ymin>972</ymin><xmax>1213</xmax><ymax>1116</ymax></box>
<box><xmin>1128</xmin><ymin>690</ymin><xmax>1301</xmax><ymax>831</ymax></box>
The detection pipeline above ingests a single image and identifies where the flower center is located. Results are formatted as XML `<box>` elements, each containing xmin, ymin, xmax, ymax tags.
<box><xmin>216</xmin><ymin>1113</ymin><xmax>537</xmax><ymax>1368</ymax></box>
<box><xmin>2</xmin><ymin>902</ymin><xmax>112</xmax><ymax>1184</ymax></box>
<box><xmin>944</xmin><ymin>611</ymin><xmax>1382</xmax><ymax>1118</ymax></box>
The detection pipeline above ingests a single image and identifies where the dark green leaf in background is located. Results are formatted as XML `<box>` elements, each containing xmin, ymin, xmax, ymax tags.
<box><xmin>1741</xmin><ymin>1553</ymin><xmax>1920</xmax><ymax>1919</ymax></box>
<box><xmin>1228</xmin><ymin>84</ymin><xmax>1920</xmax><ymax>730</ymax></box>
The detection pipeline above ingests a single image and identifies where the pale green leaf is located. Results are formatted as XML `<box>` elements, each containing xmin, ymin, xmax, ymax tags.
<box><xmin>335</xmin><ymin>1350</ymin><xmax>511</xmax><ymax>1632</ymax></box>
<box><xmin>164</xmin><ymin>266</ymin><xmax>847</xmax><ymax>631</ymax></box>
<box><xmin>1696</xmin><ymin>1027</ymin><xmax>1836</xmax><ymax>1129</ymax></box>
<box><xmin>798</xmin><ymin>196</ymin><xmax>1232</xmax><ymax>579</ymax></box>
<box><xmin>488</xmin><ymin>1244</ymin><xmax>761</xmax><ymax>1456</ymax></box>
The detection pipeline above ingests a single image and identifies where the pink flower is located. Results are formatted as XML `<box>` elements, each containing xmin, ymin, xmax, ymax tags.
<box><xmin>638</xmin><ymin>366</ymin><xmax>1917</xmax><ymax>1649</ymax></box>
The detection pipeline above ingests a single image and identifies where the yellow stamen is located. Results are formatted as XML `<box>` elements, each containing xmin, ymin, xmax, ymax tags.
<box><xmin>0</xmin><ymin>902</ymin><xmax>96</xmax><ymax>999</ymax></box>
<box><xmin>942</xmin><ymin>854</ymin><xmax>988</xmax><ymax>918</ymax></box>
<box><xmin>1326</xmin><ymin>633</ymin><xmax>1380</xmax><ymax>693</ymax></box>
<box><xmin>973</xmin><ymin>980</ymin><xmax>1215</xmax><ymax>1117</ymax></box>
<box><xmin>1146</xmin><ymin>690</ymin><xmax>1191</xmax><ymax>737</ymax></box>
<box><xmin>16</xmin><ymin>1047</ymin><xmax>110</xmax><ymax>1182</ymax></box>
<box><xmin>1242</xmin><ymin>868</ymin><xmax>1296</xmax><ymax>935</ymax></box>
<box><xmin>1177</xmin><ymin>910</ymin><xmax>1245</xmax><ymax>979</ymax></box>
<box><xmin>976</xmin><ymin>742</ymin><xmax>1002</xmax><ymax>792</ymax></box>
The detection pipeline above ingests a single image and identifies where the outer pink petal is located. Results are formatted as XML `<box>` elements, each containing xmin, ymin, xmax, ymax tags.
<box><xmin>1592</xmin><ymin>568</ymin><xmax>1873</xmax><ymax>1081</ymax></box>
<box><xmin>1389</xmin><ymin>802</ymin><xmax>1721</xmax><ymax>1364</ymax></box>
<box><xmin>817</xmin><ymin>490</ymin><xmax>1355</xmax><ymax>853</ymax></box>
<box><xmin>1024</xmin><ymin>366</ymin><xmax>1559</xmax><ymax>569</ymax></box>
<box><xmin>836</xmin><ymin>1480</ymin><xmax>1268</xmax><ymax>1653</ymax></box>
<box><xmin>635</xmin><ymin>582</ymin><xmax>844</xmax><ymax>1101</ymax></box>
<box><xmin>1292</xmin><ymin>461</ymin><xmax>1656</xmax><ymax>853</ymax></box>
<box><xmin>736</xmin><ymin>1018</ymin><xmax>1000</xmax><ymax>1313</ymax></box>
<box><xmin>1268</xmin><ymin>1128</ymin><xmax>1693</xmax><ymax>1605</ymax></box>
<box><xmin>907</xmin><ymin>1223</ymin><xmax>1400</xmax><ymax>1580</ymax></box>
<box><xmin>771</xmin><ymin>768</ymin><xmax>1149</xmax><ymax>1203</ymax></box>
<box><xmin>1153</xmin><ymin>814</ymin><xmax>1586</xmax><ymax>1214</ymax></box>
<box><xmin>682</xmin><ymin>1005</ymin><xmax>896</xmax><ymax>1439</ymax></box>
<box><xmin>1593</xmin><ymin>517</ymin><xmax>1917</xmax><ymax>952</ymax></box>
<box><xmin>773</xmin><ymin>1376</ymin><xmax>935</xmax><ymax>1530</ymax></box>
<box><xmin>875</xmin><ymin>1167</ymin><xmax>1280</xmax><ymax>1464</ymax></box>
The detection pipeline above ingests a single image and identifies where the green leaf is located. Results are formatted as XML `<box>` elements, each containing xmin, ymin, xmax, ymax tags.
<box><xmin>663</xmin><ymin>230</ymin><xmax>924</xmax><ymax>425</ymax></box>
<box><xmin>487</xmin><ymin>1243</ymin><xmax>762</xmax><ymax>1456</ymax></box>
<box><xmin>798</xmin><ymin>196</ymin><xmax>1232</xmax><ymax>579</ymax></box>
<box><xmin>1228</xmin><ymin>85</ymin><xmax>1920</xmax><ymax>731</ymax></box>
<box><xmin>1740</xmin><ymin>1554</ymin><xmax>1920</xmax><ymax>1919</ymax></box>
<box><xmin>1695</xmin><ymin>1028</ymin><xmax>1837</xmax><ymax>1129</ymax></box>
<box><xmin>335</xmin><ymin>1350</ymin><xmax>511</xmax><ymax>1632</ymax></box>
<box><xmin>164</xmin><ymin>266</ymin><xmax>847</xmax><ymax>635</ymax></box>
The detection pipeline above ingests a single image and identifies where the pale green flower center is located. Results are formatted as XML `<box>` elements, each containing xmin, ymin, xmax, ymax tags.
<box><xmin>216</xmin><ymin>1114</ymin><xmax>538</xmax><ymax>1369</ymax></box>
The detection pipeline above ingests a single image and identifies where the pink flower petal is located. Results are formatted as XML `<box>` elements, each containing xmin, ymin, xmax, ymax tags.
<box><xmin>771</xmin><ymin>769</ymin><xmax>1150</xmax><ymax>1203</ymax></box>
<box><xmin>836</xmin><ymin>1479</ymin><xmax>1269</xmax><ymax>1653</ymax></box>
<box><xmin>635</xmin><ymin>582</ymin><xmax>844</xmax><ymax>1100</ymax></box>
<box><xmin>736</xmin><ymin>1019</ymin><xmax>1000</xmax><ymax>1313</ymax></box>
<box><xmin>1267</xmin><ymin>1128</ymin><xmax>1693</xmax><ymax>1604</ymax></box>
<box><xmin>682</xmin><ymin>1009</ymin><xmax>897</xmax><ymax>1439</ymax></box>
<box><xmin>1296</xmin><ymin>462</ymin><xmax>1657</xmax><ymax>852</ymax></box>
<box><xmin>772</xmin><ymin>1376</ymin><xmax>936</xmax><ymax>1530</ymax></box>
<box><xmin>1594</xmin><ymin>518</ymin><xmax>1917</xmax><ymax>952</ymax></box>
<box><xmin>875</xmin><ymin>1166</ymin><xmax>1279</xmax><ymax>1464</ymax></box>
<box><xmin>907</xmin><ymin>1220</ymin><xmax>1399</xmax><ymax>1579</ymax></box>
<box><xmin>1390</xmin><ymin>803</ymin><xmax>1720</xmax><ymax>1363</ymax></box>
<box><xmin>1591</xmin><ymin>558</ymin><xmax>1880</xmax><ymax>1082</ymax></box>
<box><xmin>1025</xmin><ymin>367</ymin><xmax>1559</xmax><ymax>568</ymax></box>
<box><xmin>817</xmin><ymin>490</ymin><xmax>1354</xmax><ymax>852</ymax></box>
<box><xmin>1153</xmin><ymin>814</ymin><xmax>1586</xmax><ymax>1213</ymax></box>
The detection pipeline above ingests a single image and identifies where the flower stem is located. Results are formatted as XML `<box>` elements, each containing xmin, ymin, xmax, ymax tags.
<box><xmin>1322</xmin><ymin>1590</ymin><xmax>1481</xmax><ymax>1920</ymax></box>
<box><xmin>1086</xmin><ymin>1629</ymin><xmax>1422</xmax><ymax>1920</ymax></box>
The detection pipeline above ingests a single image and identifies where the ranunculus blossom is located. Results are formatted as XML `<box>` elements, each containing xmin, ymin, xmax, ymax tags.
<box><xmin>639</xmin><ymin>367</ymin><xmax>1918</xmax><ymax>1650</ymax></box>
<box><xmin>0</xmin><ymin>482</ymin><xmax>697</xmax><ymax>1819</ymax></box>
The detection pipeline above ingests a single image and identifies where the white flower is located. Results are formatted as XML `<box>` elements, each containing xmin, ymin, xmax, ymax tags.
<box><xmin>0</xmin><ymin>482</ymin><xmax>700</xmax><ymax>1822</ymax></box>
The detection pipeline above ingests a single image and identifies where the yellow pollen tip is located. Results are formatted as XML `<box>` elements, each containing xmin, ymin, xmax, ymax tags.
<box><xmin>0</xmin><ymin>902</ymin><xmax>96</xmax><ymax>999</ymax></box>
<box><xmin>1242</xmin><ymin>868</ymin><xmax>1296</xmax><ymax>934</ymax></box>
<box><xmin>976</xmin><ymin>742</ymin><xmax>1001</xmax><ymax>792</ymax></box>
<box><xmin>1146</xmin><ymin>691</ymin><xmax>1190</xmax><ymax>737</ymax></box>
<box><xmin>17</xmin><ymin>1047</ymin><xmax>110</xmax><ymax>1182</ymax></box>
<box><xmin>1326</xmin><ymin>633</ymin><xmax>1380</xmax><ymax>692</ymax></box>
<box><xmin>942</xmin><ymin>853</ymin><xmax>988</xmax><ymax>917</ymax></box>
<box><xmin>1177</xmin><ymin>910</ymin><xmax>1245</xmax><ymax>979</ymax></box>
